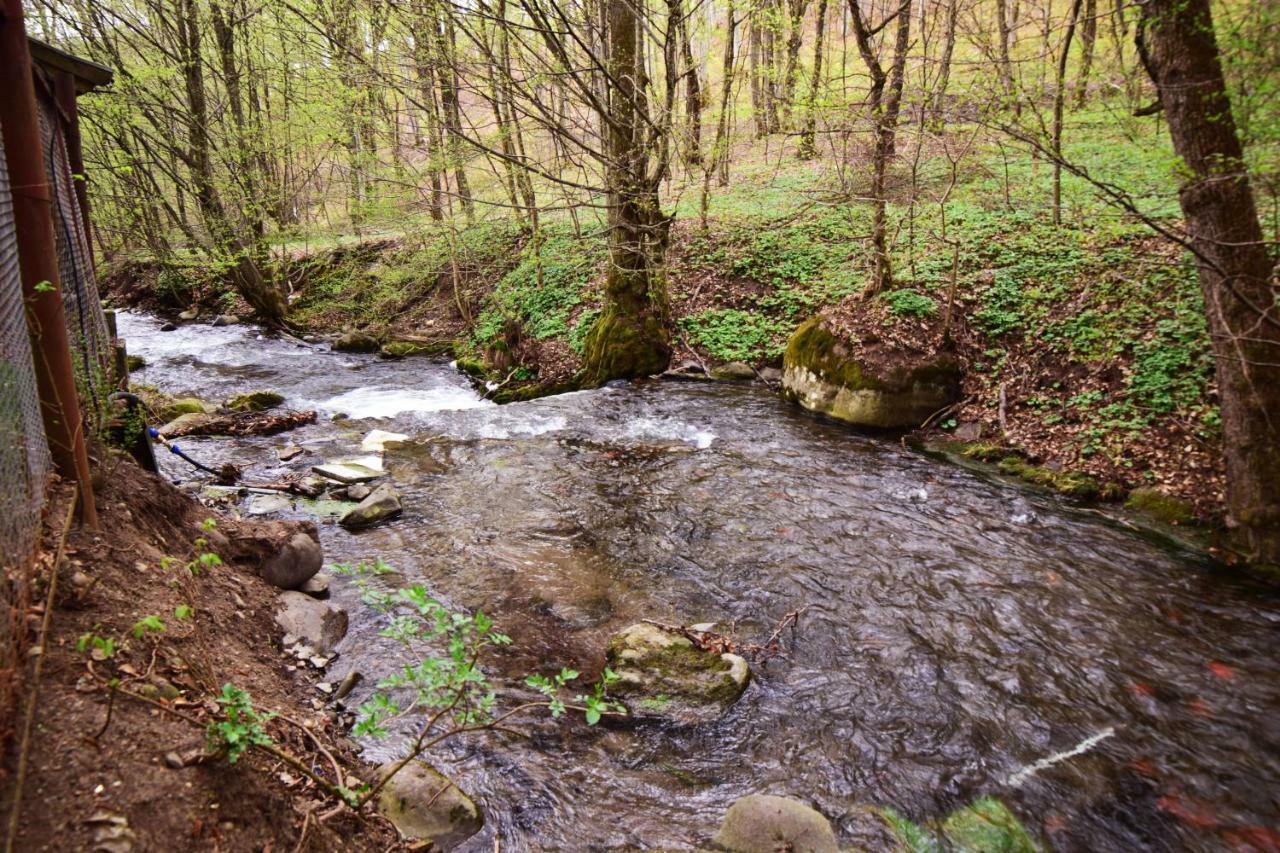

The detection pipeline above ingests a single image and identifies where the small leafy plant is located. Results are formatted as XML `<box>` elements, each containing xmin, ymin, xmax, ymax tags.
<box><xmin>206</xmin><ymin>683</ymin><xmax>276</xmax><ymax>764</ymax></box>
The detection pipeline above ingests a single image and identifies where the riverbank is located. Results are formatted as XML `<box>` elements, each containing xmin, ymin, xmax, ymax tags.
<box><xmin>3</xmin><ymin>461</ymin><xmax>397</xmax><ymax>851</ymax></box>
<box><xmin>103</xmin><ymin>200</ymin><xmax>1225</xmax><ymax>547</ymax></box>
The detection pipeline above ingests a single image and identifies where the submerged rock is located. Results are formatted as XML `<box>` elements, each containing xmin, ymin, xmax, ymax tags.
<box><xmin>605</xmin><ymin>622</ymin><xmax>750</xmax><ymax>724</ymax></box>
<box><xmin>781</xmin><ymin>317</ymin><xmax>961</xmax><ymax>429</ymax></box>
<box><xmin>711</xmin><ymin>795</ymin><xmax>838</xmax><ymax>853</ymax></box>
<box><xmin>225</xmin><ymin>390</ymin><xmax>285</xmax><ymax>412</ymax></box>
<box><xmin>333</xmin><ymin>329</ymin><xmax>382</xmax><ymax>353</ymax></box>
<box><xmin>1125</xmin><ymin>486</ymin><xmax>1196</xmax><ymax>525</ymax></box>
<box><xmin>709</xmin><ymin>361</ymin><xmax>757</xmax><ymax>381</ymax></box>
<box><xmin>376</xmin><ymin>761</ymin><xmax>483</xmax><ymax>849</ymax></box>
<box><xmin>275</xmin><ymin>591</ymin><xmax>347</xmax><ymax>652</ymax></box>
<box><xmin>941</xmin><ymin>797</ymin><xmax>1037</xmax><ymax>852</ymax></box>
<box><xmin>277</xmin><ymin>443</ymin><xmax>305</xmax><ymax>462</ymax></box>
<box><xmin>340</xmin><ymin>483</ymin><xmax>403</xmax><ymax>528</ymax></box>
<box><xmin>361</xmin><ymin>429</ymin><xmax>409</xmax><ymax>452</ymax></box>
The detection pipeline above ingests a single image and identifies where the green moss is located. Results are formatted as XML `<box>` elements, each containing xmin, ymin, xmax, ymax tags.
<box><xmin>454</xmin><ymin>358</ymin><xmax>487</xmax><ymax>379</ymax></box>
<box><xmin>941</xmin><ymin>797</ymin><xmax>1038</xmax><ymax>852</ymax></box>
<box><xmin>225</xmin><ymin>390</ymin><xmax>284</xmax><ymax>412</ymax></box>
<box><xmin>126</xmin><ymin>354</ymin><xmax>146</xmax><ymax>372</ymax></box>
<box><xmin>784</xmin><ymin>317</ymin><xmax>883</xmax><ymax>392</ymax></box>
<box><xmin>580</xmin><ymin>301</ymin><xmax>671</xmax><ymax>385</ymax></box>
<box><xmin>381</xmin><ymin>340</ymin><xmax>455</xmax><ymax>359</ymax></box>
<box><xmin>1126</xmin><ymin>487</ymin><xmax>1196</xmax><ymax>525</ymax></box>
<box><xmin>960</xmin><ymin>442</ymin><xmax>1007</xmax><ymax>462</ymax></box>
<box><xmin>998</xmin><ymin>456</ymin><xmax>1101</xmax><ymax>499</ymax></box>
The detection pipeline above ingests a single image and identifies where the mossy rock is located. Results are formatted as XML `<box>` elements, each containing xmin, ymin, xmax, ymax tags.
<box><xmin>605</xmin><ymin>623</ymin><xmax>750</xmax><ymax>724</ymax></box>
<box><xmin>376</xmin><ymin>761</ymin><xmax>483</xmax><ymax>850</ymax></box>
<box><xmin>880</xmin><ymin>797</ymin><xmax>1038</xmax><ymax>853</ymax></box>
<box><xmin>160</xmin><ymin>397</ymin><xmax>213</xmax><ymax>420</ymax></box>
<box><xmin>1125</xmin><ymin>487</ymin><xmax>1196</xmax><ymax>525</ymax></box>
<box><xmin>380</xmin><ymin>339</ymin><xmax>455</xmax><ymax>359</ymax></box>
<box><xmin>941</xmin><ymin>797</ymin><xmax>1038</xmax><ymax>852</ymax></box>
<box><xmin>333</xmin><ymin>329</ymin><xmax>382</xmax><ymax>353</ymax></box>
<box><xmin>711</xmin><ymin>795</ymin><xmax>838</xmax><ymax>853</ymax></box>
<box><xmin>225</xmin><ymin>390</ymin><xmax>284</xmax><ymax>412</ymax></box>
<box><xmin>781</xmin><ymin>317</ymin><xmax>961</xmax><ymax>429</ymax></box>
<box><xmin>125</xmin><ymin>354</ymin><xmax>146</xmax><ymax>372</ymax></box>
<box><xmin>454</xmin><ymin>357</ymin><xmax>488</xmax><ymax>379</ymax></box>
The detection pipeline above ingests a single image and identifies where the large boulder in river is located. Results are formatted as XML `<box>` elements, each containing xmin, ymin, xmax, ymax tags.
<box><xmin>333</xmin><ymin>329</ymin><xmax>382</xmax><ymax>353</ymax></box>
<box><xmin>711</xmin><ymin>795</ymin><xmax>839</xmax><ymax>853</ymax></box>
<box><xmin>377</xmin><ymin>761</ymin><xmax>483</xmax><ymax>849</ymax></box>
<box><xmin>782</xmin><ymin>317</ymin><xmax>961</xmax><ymax>429</ymax></box>
<box><xmin>340</xmin><ymin>483</ymin><xmax>402</xmax><ymax>528</ymax></box>
<box><xmin>605</xmin><ymin>623</ymin><xmax>750</xmax><ymax>724</ymax></box>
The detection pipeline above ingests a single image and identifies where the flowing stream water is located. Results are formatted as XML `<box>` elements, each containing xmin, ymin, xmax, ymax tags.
<box><xmin>118</xmin><ymin>312</ymin><xmax>1280</xmax><ymax>851</ymax></box>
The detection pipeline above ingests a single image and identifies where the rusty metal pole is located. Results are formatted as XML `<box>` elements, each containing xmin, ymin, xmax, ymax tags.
<box><xmin>0</xmin><ymin>0</ymin><xmax>99</xmax><ymax>527</ymax></box>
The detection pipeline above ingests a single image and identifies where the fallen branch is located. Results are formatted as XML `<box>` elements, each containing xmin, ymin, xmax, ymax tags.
<box><xmin>642</xmin><ymin>606</ymin><xmax>810</xmax><ymax>662</ymax></box>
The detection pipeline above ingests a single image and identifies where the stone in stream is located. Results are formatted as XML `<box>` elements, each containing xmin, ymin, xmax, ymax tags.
<box><xmin>300</xmin><ymin>572</ymin><xmax>331</xmax><ymax>599</ymax></box>
<box><xmin>604</xmin><ymin>622</ymin><xmax>750</xmax><ymax>724</ymax></box>
<box><xmin>276</xmin><ymin>443</ymin><xmax>304</xmax><ymax>462</ymax></box>
<box><xmin>345</xmin><ymin>482</ymin><xmax>372</xmax><ymax>501</ymax></box>
<box><xmin>709</xmin><ymin>361</ymin><xmax>757</xmax><ymax>381</ymax></box>
<box><xmin>312</xmin><ymin>459</ymin><xmax>383</xmax><ymax>485</ymax></box>
<box><xmin>158</xmin><ymin>411</ymin><xmax>215</xmax><ymax>436</ymax></box>
<box><xmin>340</xmin><ymin>483</ymin><xmax>402</xmax><ymax>528</ymax></box>
<box><xmin>376</xmin><ymin>761</ymin><xmax>483</xmax><ymax>849</ymax></box>
<box><xmin>260</xmin><ymin>530</ymin><xmax>323</xmax><ymax>589</ymax></box>
<box><xmin>782</xmin><ymin>317</ymin><xmax>961</xmax><ymax>429</ymax></box>
<box><xmin>275</xmin><ymin>591</ymin><xmax>347</xmax><ymax>652</ymax></box>
<box><xmin>159</xmin><ymin>321</ymin><xmax>177</xmax><ymax>332</ymax></box>
<box><xmin>711</xmin><ymin>795</ymin><xmax>838</xmax><ymax>853</ymax></box>
<box><xmin>225</xmin><ymin>390</ymin><xmax>285</xmax><ymax>412</ymax></box>
<box><xmin>361</xmin><ymin>429</ymin><xmax>409</xmax><ymax>452</ymax></box>
<box><xmin>178</xmin><ymin>308</ymin><xmax>199</xmax><ymax>321</ymax></box>
<box><xmin>333</xmin><ymin>329</ymin><xmax>382</xmax><ymax>353</ymax></box>
<box><xmin>210</xmin><ymin>314</ymin><xmax>240</xmax><ymax>327</ymax></box>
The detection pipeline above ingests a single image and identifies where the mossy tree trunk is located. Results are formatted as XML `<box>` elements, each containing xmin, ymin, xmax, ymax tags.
<box><xmin>1138</xmin><ymin>0</ymin><xmax>1280</xmax><ymax>567</ymax></box>
<box><xmin>582</xmin><ymin>0</ymin><xmax>674</xmax><ymax>384</ymax></box>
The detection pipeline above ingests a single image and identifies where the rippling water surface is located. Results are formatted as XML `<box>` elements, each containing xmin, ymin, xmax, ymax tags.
<box><xmin>120</xmin><ymin>312</ymin><xmax>1280</xmax><ymax>851</ymax></box>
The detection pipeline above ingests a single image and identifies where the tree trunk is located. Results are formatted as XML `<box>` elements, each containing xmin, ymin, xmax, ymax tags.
<box><xmin>1138</xmin><ymin>0</ymin><xmax>1280</xmax><ymax>567</ymax></box>
<box><xmin>582</xmin><ymin>0</ymin><xmax>672</xmax><ymax>384</ymax></box>
<box><xmin>677</xmin><ymin>0</ymin><xmax>703</xmax><ymax>166</ymax></box>
<box><xmin>433</xmin><ymin>2</ymin><xmax>474</xmax><ymax>222</ymax></box>
<box><xmin>177</xmin><ymin>0</ymin><xmax>286</xmax><ymax>324</ymax></box>
<box><xmin>1052</xmin><ymin>0</ymin><xmax>1084</xmax><ymax>225</ymax></box>
<box><xmin>797</xmin><ymin>0</ymin><xmax>828</xmax><ymax>158</ymax></box>
<box><xmin>848</xmin><ymin>0</ymin><xmax>911</xmax><ymax>296</ymax></box>
<box><xmin>779</xmin><ymin>0</ymin><xmax>811</xmax><ymax>127</ymax></box>
<box><xmin>1075</xmin><ymin>0</ymin><xmax>1097</xmax><ymax>107</ymax></box>
<box><xmin>930</xmin><ymin>0</ymin><xmax>957</xmax><ymax>127</ymax></box>
<box><xmin>714</xmin><ymin>0</ymin><xmax>738</xmax><ymax>185</ymax></box>
<box><xmin>995</xmin><ymin>0</ymin><xmax>1016</xmax><ymax>103</ymax></box>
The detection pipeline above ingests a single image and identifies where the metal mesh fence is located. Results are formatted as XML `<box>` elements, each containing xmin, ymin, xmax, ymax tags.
<box><xmin>35</xmin><ymin>80</ymin><xmax>111</xmax><ymax>411</ymax></box>
<box><xmin>0</xmin><ymin>115</ymin><xmax>54</xmax><ymax>748</ymax></box>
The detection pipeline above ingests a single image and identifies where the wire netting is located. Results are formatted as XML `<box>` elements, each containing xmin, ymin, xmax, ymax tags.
<box><xmin>0</xmin><ymin>115</ymin><xmax>54</xmax><ymax>751</ymax></box>
<box><xmin>36</xmin><ymin>80</ymin><xmax>111</xmax><ymax>411</ymax></box>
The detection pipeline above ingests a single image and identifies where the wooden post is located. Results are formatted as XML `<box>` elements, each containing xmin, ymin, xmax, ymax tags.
<box><xmin>0</xmin><ymin>0</ymin><xmax>99</xmax><ymax>527</ymax></box>
<box><xmin>53</xmin><ymin>70</ymin><xmax>96</xmax><ymax>276</ymax></box>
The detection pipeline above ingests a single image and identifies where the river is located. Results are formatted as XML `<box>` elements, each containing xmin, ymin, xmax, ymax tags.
<box><xmin>118</xmin><ymin>311</ymin><xmax>1280</xmax><ymax>851</ymax></box>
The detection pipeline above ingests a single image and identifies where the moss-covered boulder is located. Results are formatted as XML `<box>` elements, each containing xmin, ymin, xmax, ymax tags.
<box><xmin>160</xmin><ymin>397</ymin><xmax>213</xmax><ymax>420</ymax></box>
<box><xmin>605</xmin><ymin>623</ymin><xmax>750</xmax><ymax>724</ymax></box>
<box><xmin>376</xmin><ymin>761</ymin><xmax>483</xmax><ymax>850</ymax></box>
<box><xmin>333</xmin><ymin>329</ymin><xmax>382</xmax><ymax>353</ymax></box>
<box><xmin>1125</xmin><ymin>486</ymin><xmax>1196</xmax><ymax>525</ymax></box>
<box><xmin>781</xmin><ymin>317</ymin><xmax>961</xmax><ymax>429</ymax></box>
<box><xmin>225</xmin><ymin>390</ymin><xmax>284</xmax><ymax>412</ymax></box>
<box><xmin>711</xmin><ymin>795</ymin><xmax>838</xmax><ymax>853</ymax></box>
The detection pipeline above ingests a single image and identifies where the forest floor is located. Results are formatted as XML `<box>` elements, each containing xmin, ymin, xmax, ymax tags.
<box><xmin>103</xmin><ymin>110</ymin><xmax>1232</xmax><ymax>541</ymax></box>
<box><xmin>1</xmin><ymin>461</ymin><xmax>399</xmax><ymax>851</ymax></box>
